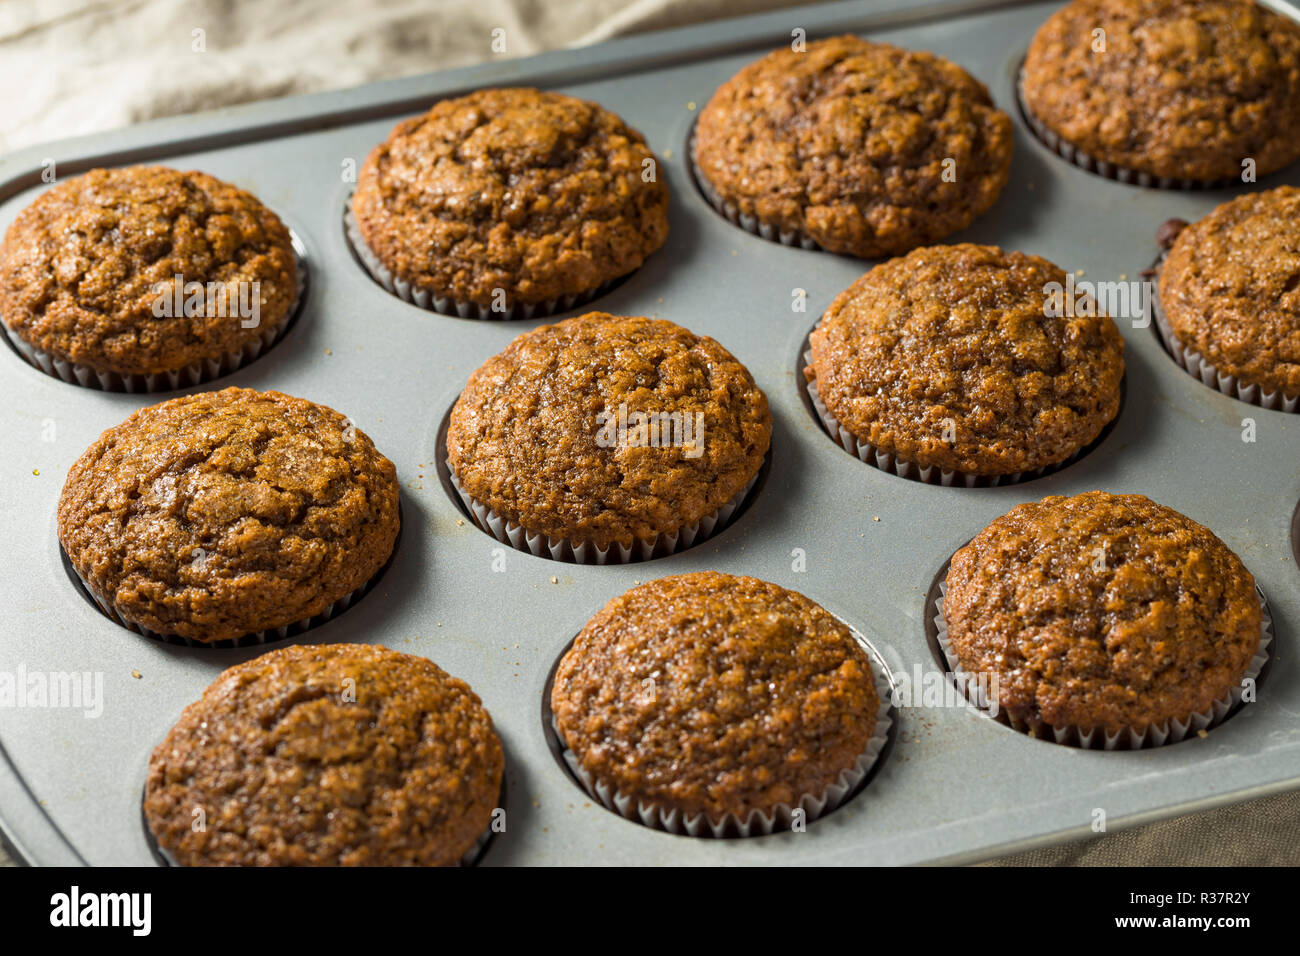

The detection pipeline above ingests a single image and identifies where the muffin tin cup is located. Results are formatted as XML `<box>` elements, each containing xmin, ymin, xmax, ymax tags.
<box><xmin>1149</xmin><ymin>257</ymin><xmax>1300</xmax><ymax>414</ymax></box>
<box><xmin>61</xmin><ymin>523</ymin><xmax>397</xmax><ymax>649</ymax></box>
<box><xmin>550</xmin><ymin>641</ymin><xmax>893</xmax><ymax>838</ymax></box>
<box><xmin>343</xmin><ymin>204</ymin><xmax>623</xmax><ymax>320</ymax></box>
<box><xmin>688</xmin><ymin>126</ymin><xmax>822</xmax><ymax>253</ymax></box>
<box><xmin>3</xmin><ymin>233</ymin><xmax>308</xmax><ymax>393</ymax></box>
<box><xmin>930</xmin><ymin>579</ymin><xmax>1275</xmax><ymax>750</ymax></box>
<box><xmin>447</xmin><ymin>460</ymin><xmax>759</xmax><ymax>564</ymax></box>
<box><xmin>803</xmin><ymin>355</ymin><xmax>1084</xmax><ymax>487</ymax></box>
<box><xmin>1015</xmin><ymin>67</ymin><xmax>1237</xmax><ymax>192</ymax></box>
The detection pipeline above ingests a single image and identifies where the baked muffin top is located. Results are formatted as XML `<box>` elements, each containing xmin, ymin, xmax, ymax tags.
<box><xmin>446</xmin><ymin>313</ymin><xmax>770</xmax><ymax>550</ymax></box>
<box><xmin>58</xmin><ymin>387</ymin><xmax>400</xmax><ymax>642</ymax></box>
<box><xmin>352</xmin><ymin>87</ymin><xmax>669</xmax><ymax>307</ymax></box>
<box><xmin>0</xmin><ymin>165</ymin><xmax>297</xmax><ymax>376</ymax></box>
<box><xmin>1022</xmin><ymin>0</ymin><xmax>1300</xmax><ymax>182</ymax></box>
<box><xmin>944</xmin><ymin>492</ymin><xmax>1262</xmax><ymax>734</ymax></box>
<box><xmin>551</xmin><ymin>572</ymin><xmax>879</xmax><ymax>820</ymax></box>
<box><xmin>1159</xmin><ymin>186</ymin><xmax>1300</xmax><ymax>398</ymax></box>
<box><xmin>693</xmin><ymin>35</ymin><xmax>1013</xmax><ymax>258</ymax></box>
<box><xmin>806</xmin><ymin>244</ymin><xmax>1124</xmax><ymax>475</ymax></box>
<box><xmin>145</xmin><ymin>643</ymin><xmax>503</xmax><ymax>866</ymax></box>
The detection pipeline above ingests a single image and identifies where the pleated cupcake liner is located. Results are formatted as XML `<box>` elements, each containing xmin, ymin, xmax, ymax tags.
<box><xmin>1149</xmin><ymin>257</ymin><xmax>1300</xmax><ymax>414</ymax></box>
<box><xmin>803</xmin><ymin>351</ymin><xmax>1083</xmax><ymax>487</ymax></box>
<box><xmin>688</xmin><ymin>124</ymin><xmax>822</xmax><ymax>252</ymax></box>
<box><xmin>1015</xmin><ymin>66</ymin><xmax>1236</xmax><ymax>191</ymax></box>
<box><xmin>62</xmin><ymin>514</ymin><xmax>398</xmax><ymax>649</ymax></box>
<box><xmin>343</xmin><ymin>203</ymin><xmax>622</xmax><ymax>320</ymax></box>
<box><xmin>930</xmin><ymin>577</ymin><xmax>1274</xmax><ymax>750</ymax></box>
<box><xmin>550</xmin><ymin>633</ymin><xmax>894</xmax><ymax>837</ymax></box>
<box><xmin>447</xmin><ymin>459</ymin><xmax>759</xmax><ymax>565</ymax></box>
<box><xmin>3</xmin><ymin>232</ymin><xmax>308</xmax><ymax>393</ymax></box>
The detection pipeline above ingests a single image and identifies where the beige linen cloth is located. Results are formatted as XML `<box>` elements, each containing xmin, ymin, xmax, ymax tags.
<box><xmin>1</xmin><ymin>0</ymin><xmax>1296</xmax><ymax>866</ymax></box>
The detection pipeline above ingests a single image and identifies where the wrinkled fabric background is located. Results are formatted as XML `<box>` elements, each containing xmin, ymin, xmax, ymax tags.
<box><xmin>1</xmin><ymin>0</ymin><xmax>1296</xmax><ymax>866</ymax></box>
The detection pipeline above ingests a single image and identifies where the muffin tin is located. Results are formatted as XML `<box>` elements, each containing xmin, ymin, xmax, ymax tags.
<box><xmin>0</xmin><ymin>0</ymin><xmax>1297</xmax><ymax>866</ymax></box>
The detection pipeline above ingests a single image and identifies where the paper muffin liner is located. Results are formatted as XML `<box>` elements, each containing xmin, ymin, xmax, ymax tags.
<box><xmin>447</xmin><ymin>458</ymin><xmax>760</xmax><ymax>564</ymax></box>
<box><xmin>61</xmin><ymin>511</ymin><xmax>397</xmax><ymax>649</ymax></box>
<box><xmin>688</xmin><ymin>124</ymin><xmax>822</xmax><ymax>252</ymax></box>
<box><xmin>1015</xmin><ymin>66</ymin><xmax>1236</xmax><ymax>191</ymax></box>
<box><xmin>931</xmin><ymin>577</ymin><xmax>1274</xmax><ymax>750</ymax></box>
<box><xmin>802</xmin><ymin>350</ymin><xmax>1088</xmax><ymax>487</ymax></box>
<box><xmin>1149</xmin><ymin>256</ymin><xmax>1300</xmax><ymax>414</ymax></box>
<box><xmin>343</xmin><ymin>203</ymin><xmax>623</xmax><ymax>320</ymax></box>
<box><xmin>3</xmin><ymin>232</ymin><xmax>308</xmax><ymax>393</ymax></box>
<box><xmin>550</xmin><ymin>633</ymin><xmax>894</xmax><ymax>837</ymax></box>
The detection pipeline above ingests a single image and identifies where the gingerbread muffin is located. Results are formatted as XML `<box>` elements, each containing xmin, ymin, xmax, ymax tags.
<box><xmin>350</xmin><ymin>87</ymin><xmax>668</xmax><ymax>316</ymax></box>
<box><xmin>1158</xmin><ymin>186</ymin><xmax>1300</xmax><ymax>404</ymax></box>
<box><xmin>145</xmin><ymin>644</ymin><xmax>503</xmax><ymax>866</ymax></box>
<box><xmin>1021</xmin><ymin>0</ymin><xmax>1300</xmax><ymax>184</ymax></box>
<box><xmin>693</xmin><ymin>35</ymin><xmax>1013</xmax><ymax>258</ymax></box>
<box><xmin>805</xmin><ymin>244</ymin><xmax>1125</xmax><ymax>478</ymax></box>
<box><xmin>58</xmin><ymin>387</ymin><xmax>400</xmax><ymax>643</ymax></box>
<box><xmin>0</xmin><ymin>165</ymin><xmax>298</xmax><ymax>388</ymax></box>
<box><xmin>446</xmin><ymin>313</ymin><xmax>770</xmax><ymax>560</ymax></box>
<box><xmin>943</xmin><ymin>492</ymin><xmax>1263</xmax><ymax>740</ymax></box>
<box><xmin>551</xmin><ymin>572</ymin><xmax>883</xmax><ymax>831</ymax></box>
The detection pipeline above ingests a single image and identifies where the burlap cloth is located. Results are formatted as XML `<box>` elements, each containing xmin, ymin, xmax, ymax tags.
<box><xmin>1</xmin><ymin>0</ymin><xmax>1294</xmax><ymax>866</ymax></box>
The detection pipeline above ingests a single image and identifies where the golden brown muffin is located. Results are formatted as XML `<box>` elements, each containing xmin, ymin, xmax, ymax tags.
<box><xmin>58</xmin><ymin>387</ymin><xmax>400</xmax><ymax>643</ymax></box>
<box><xmin>144</xmin><ymin>644</ymin><xmax>503</xmax><ymax>866</ymax></box>
<box><xmin>806</xmin><ymin>244</ymin><xmax>1125</xmax><ymax>476</ymax></box>
<box><xmin>944</xmin><ymin>492</ymin><xmax>1262</xmax><ymax>735</ymax></box>
<box><xmin>1022</xmin><ymin>0</ymin><xmax>1300</xmax><ymax>183</ymax></box>
<box><xmin>446</xmin><ymin>313</ymin><xmax>770</xmax><ymax>551</ymax></box>
<box><xmin>693</xmin><ymin>35</ymin><xmax>1013</xmax><ymax>258</ymax></box>
<box><xmin>552</xmin><ymin>572</ymin><xmax>879</xmax><ymax>821</ymax></box>
<box><xmin>1159</xmin><ymin>186</ymin><xmax>1300</xmax><ymax>400</ymax></box>
<box><xmin>351</xmin><ymin>87</ymin><xmax>668</xmax><ymax>309</ymax></box>
<box><xmin>0</xmin><ymin>165</ymin><xmax>298</xmax><ymax>377</ymax></box>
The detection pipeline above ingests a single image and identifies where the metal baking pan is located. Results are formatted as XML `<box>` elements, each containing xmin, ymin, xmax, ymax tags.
<box><xmin>0</xmin><ymin>0</ymin><xmax>1296</xmax><ymax>866</ymax></box>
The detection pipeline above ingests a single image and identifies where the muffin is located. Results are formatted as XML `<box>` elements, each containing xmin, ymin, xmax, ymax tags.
<box><xmin>1157</xmin><ymin>186</ymin><xmax>1300</xmax><ymax>407</ymax></box>
<box><xmin>144</xmin><ymin>643</ymin><xmax>503</xmax><ymax>866</ymax></box>
<box><xmin>551</xmin><ymin>572</ymin><xmax>885</xmax><ymax>833</ymax></box>
<box><xmin>942</xmin><ymin>492</ymin><xmax>1265</xmax><ymax>744</ymax></box>
<box><xmin>0</xmin><ymin>165</ymin><xmax>299</xmax><ymax>389</ymax></box>
<box><xmin>805</xmin><ymin>244</ymin><xmax>1125</xmax><ymax>481</ymax></box>
<box><xmin>58</xmin><ymin>387</ymin><xmax>400</xmax><ymax>643</ymax></box>
<box><xmin>693</xmin><ymin>35</ymin><xmax>1013</xmax><ymax>258</ymax></box>
<box><xmin>446</xmin><ymin>312</ymin><xmax>771</xmax><ymax>561</ymax></box>
<box><xmin>350</xmin><ymin>87</ymin><xmax>669</xmax><ymax>317</ymax></box>
<box><xmin>1021</xmin><ymin>0</ymin><xmax>1300</xmax><ymax>184</ymax></box>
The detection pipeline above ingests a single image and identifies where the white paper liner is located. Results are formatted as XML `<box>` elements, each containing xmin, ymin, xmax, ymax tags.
<box><xmin>551</xmin><ymin>634</ymin><xmax>894</xmax><ymax>837</ymax></box>
<box><xmin>64</xmin><ymin>536</ymin><xmax>392</xmax><ymax>650</ymax></box>
<box><xmin>932</xmin><ymin>577</ymin><xmax>1274</xmax><ymax>750</ymax></box>
<box><xmin>802</xmin><ymin>349</ymin><xmax>1088</xmax><ymax>487</ymax></box>
<box><xmin>688</xmin><ymin>125</ymin><xmax>821</xmax><ymax>251</ymax></box>
<box><xmin>3</xmin><ymin>232</ymin><xmax>308</xmax><ymax>393</ymax></box>
<box><xmin>343</xmin><ymin>203</ymin><xmax>623</xmax><ymax>320</ymax></box>
<box><xmin>1015</xmin><ymin>66</ymin><xmax>1235</xmax><ymax>191</ymax></box>
<box><xmin>1149</xmin><ymin>256</ymin><xmax>1300</xmax><ymax>414</ymax></box>
<box><xmin>447</xmin><ymin>458</ymin><xmax>760</xmax><ymax>565</ymax></box>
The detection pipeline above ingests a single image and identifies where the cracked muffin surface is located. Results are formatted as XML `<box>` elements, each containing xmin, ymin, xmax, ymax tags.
<box><xmin>552</xmin><ymin>572</ymin><xmax>879</xmax><ymax>820</ymax></box>
<box><xmin>806</xmin><ymin>244</ymin><xmax>1124</xmax><ymax>476</ymax></box>
<box><xmin>0</xmin><ymin>165</ymin><xmax>297</xmax><ymax>376</ymax></box>
<box><xmin>58</xmin><ymin>387</ymin><xmax>400</xmax><ymax>642</ymax></box>
<box><xmin>1022</xmin><ymin>0</ymin><xmax>1300</xmax><ymax>182</ymax></box>
<box><xmin>352</xmin><ymin>87</ymin><xmax>669</xmax><ymax>307</ymax></box>
<box><xmin>943</xmin><ymin>492</ymin><xmax>1262</xmax><ymax>734</ymax></box>
<box><xmin>1159</xmin><ymin>186</ymin><xmax>1300</xmax><ymax>399</ymax></box>
<box><xmin>446</xmin><ymin>313</ymin><xmax>770</xmax><ymax>550</ymax></box>
<box><xmin>144</xmin><ymin>643</ymin><xmax>503</xmax><ymax>866</ymax></box>
<box><xmin>693</xmin><ymin>35</ymin><xmax>1013</xmax><ymax>258</ymax></box>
